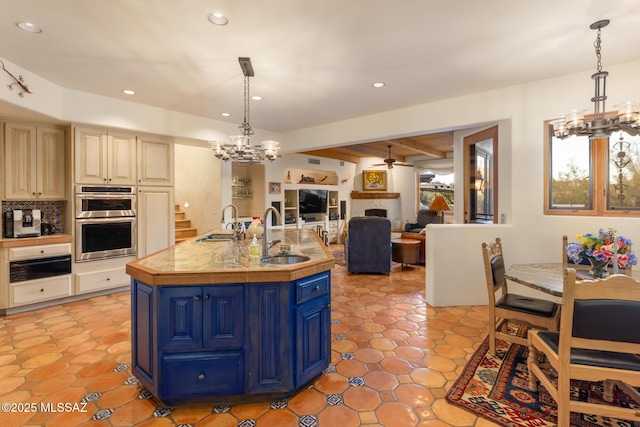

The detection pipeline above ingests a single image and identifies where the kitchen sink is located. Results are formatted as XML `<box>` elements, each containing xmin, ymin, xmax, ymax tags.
<box><xmin>260</xmin><ymin>254</ymin><xmax>311</xmax><ymax>264</ymax></box>
<box><xmin>195</xmin><ymin>233</ymin><xmax>235</xmax><ymax>242</ymax></box>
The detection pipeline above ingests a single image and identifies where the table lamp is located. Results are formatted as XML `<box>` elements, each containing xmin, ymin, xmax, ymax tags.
<box><xmin>429</xmin><ymin>195</ymin><xmax>450</xmax><ymax>222</ymax></box>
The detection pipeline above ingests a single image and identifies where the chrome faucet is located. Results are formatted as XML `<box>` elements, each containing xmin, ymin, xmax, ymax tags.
<box><xmin>262</xmin><ymin>206</ymin><xmax>283</xmax><ymax>257</ymax></box>
<box><xmin>221</xmin><ymin>204</ymin><xmax>244</xmax><ymax>240</ymax></box>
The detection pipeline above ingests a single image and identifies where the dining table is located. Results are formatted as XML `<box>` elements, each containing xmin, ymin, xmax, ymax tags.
<box><xmin>504</xmin><ymin>262</ymin><xmax>640</xmax><ymax>406</ymax></box>
<box><xmin>504</xmin><ymin>262</ymin><xmax>640</xmax><ymax>297</ymax></box>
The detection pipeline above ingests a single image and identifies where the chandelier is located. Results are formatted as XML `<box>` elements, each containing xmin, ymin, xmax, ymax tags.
<box><xmin>552</xmin><ymin>20</ymin><xmax>640</xmax><ymax>140</ymax></box>
<box><xmin>211</xmin><ymin>57</ymin><xmax>279</xmax><ymax>163</ymax></box>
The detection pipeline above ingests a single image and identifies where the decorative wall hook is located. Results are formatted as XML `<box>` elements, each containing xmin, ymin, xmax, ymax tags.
<box><xmin>0</xmin><ymin>59</ymin><xmax>32</xmax><ymax>97</ymax></box>
<box><xmin>341</xmin><ymin>175</ymin><xmax>351</xmax><ymax>184</ymax></box>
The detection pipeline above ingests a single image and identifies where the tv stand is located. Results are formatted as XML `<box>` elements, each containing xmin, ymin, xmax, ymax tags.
<box><xmin>282</xmin><ymin>188</ymin><xmax>341</xmax><ymax>243</ymax></box>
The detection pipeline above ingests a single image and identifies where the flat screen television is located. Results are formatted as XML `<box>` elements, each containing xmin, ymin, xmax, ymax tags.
<box><xmin>299</xmin><ymin>189</ymin><xmax>328</xmax><ymax>215</ymax></box>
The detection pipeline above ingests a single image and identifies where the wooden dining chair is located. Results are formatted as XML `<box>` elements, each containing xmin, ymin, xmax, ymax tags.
<box><xmin>527</xmin><ymin>268</ymin><xmax>640</xmax><ymax>426</ymax></box>
<box><xmin>481</xmin><ymin>238</ymin><xmax>561</xmax><ymax>355</ymax></box>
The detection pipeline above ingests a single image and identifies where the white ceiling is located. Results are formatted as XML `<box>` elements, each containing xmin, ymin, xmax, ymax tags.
<box><xmin>1</xmin><ymin>0</ymin><xmax>640</xmax><ymax>134</ymax></box>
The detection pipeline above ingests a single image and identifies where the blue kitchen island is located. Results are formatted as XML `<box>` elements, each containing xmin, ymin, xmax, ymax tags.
<box><xmin>126</xmin><ymin>229</ymin><xmax>334</xmax><ymax>406</ymax></box>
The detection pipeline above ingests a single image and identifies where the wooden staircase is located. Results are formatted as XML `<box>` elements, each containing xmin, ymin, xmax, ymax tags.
<box><xmin>175</xmin><ymin>204</ymin><xmax>197</xmax><ymax>243</ymax></box>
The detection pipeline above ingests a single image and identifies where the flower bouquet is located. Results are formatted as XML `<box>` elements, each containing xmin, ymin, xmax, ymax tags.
<box><xmin>566</xmin><ymin>228</ymin><xmax>638</xmax><ymax>278</ymax></box>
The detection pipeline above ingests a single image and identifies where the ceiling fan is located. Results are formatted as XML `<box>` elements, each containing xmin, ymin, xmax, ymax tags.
<box><xmin>373</xmin><ymin>145</ymin><xmax>415</xmax><ymax>169</ymax></box>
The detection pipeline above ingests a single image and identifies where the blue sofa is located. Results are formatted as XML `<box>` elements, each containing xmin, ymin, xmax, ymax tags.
<box><xmin>345</xmin><ymin>216</ymin><xmax>391</xmax><ymax>274</ymax></box>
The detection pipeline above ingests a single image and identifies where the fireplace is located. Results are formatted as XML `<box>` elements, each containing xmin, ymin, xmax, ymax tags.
<box><xmin>364</xmin><ymin>209</ymin><xmax>387</xmax><ymax>218</ymax></box>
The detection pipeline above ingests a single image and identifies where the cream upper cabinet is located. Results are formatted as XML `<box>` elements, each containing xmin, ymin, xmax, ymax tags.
<box><xmin>137</xmin><ymin>138</ymin><xmax>173</xmax><ymax>186</ymax></box>
<box><xmin>4</xmin><ymin>122</ymin><xmax>66</xmax><ymax>200</ymax></box>
<box><xmin>74</xmin><ymin>128</ymin><xmax>136</xmax><ymax>185</ymax></box>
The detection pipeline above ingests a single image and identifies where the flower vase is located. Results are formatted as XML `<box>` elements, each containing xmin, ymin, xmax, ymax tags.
<box><xmin>587</xmin><ymin>257</ymin><xmax>609</xmax><ymax>278</ymax></box>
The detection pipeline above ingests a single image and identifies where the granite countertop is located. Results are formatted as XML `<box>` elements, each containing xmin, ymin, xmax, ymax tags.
<box><xmin>0</xmin><ymin>234</ymin><xmax>73</xmax><ymax>248</ymax></box>
<box><xmin>126</xmin><ymin>229</ymin><xmax>335</xmax><ymax>285</ymax></box>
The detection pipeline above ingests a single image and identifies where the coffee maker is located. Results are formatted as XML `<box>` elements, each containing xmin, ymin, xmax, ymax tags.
<box><xmin>3</xmin><ymin>209</ymin><xmax>42</xmax><ymax>238</ymax></box>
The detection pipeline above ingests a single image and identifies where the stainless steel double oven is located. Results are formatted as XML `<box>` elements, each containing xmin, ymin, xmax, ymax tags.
<box><xmin>75</xmin><ymin>185</ymin><xmax>137</xmax><ymax>262</ymax></box>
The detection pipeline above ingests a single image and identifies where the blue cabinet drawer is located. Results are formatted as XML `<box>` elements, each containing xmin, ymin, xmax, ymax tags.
<box><xmin>161</xmin><ymin>352</ymin><xmax>244</xmax><ymax>399</ymax></box>
<box><xmin>296</xmin><ymin>272</ymin><xmax>330</xmax><ymax>304</ymax></box>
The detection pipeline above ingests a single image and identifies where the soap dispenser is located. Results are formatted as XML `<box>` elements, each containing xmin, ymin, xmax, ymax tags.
<box><xmin>249</xmin><ymin>234</ymin><xmax>260</xmax><ymax>258</ymax></box>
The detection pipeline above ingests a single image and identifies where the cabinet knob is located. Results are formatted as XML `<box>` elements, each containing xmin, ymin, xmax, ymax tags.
<box><xmin>106</xmin><ymin>277</ymin><xmax>110</xmax><ymax>281</ymax></box>
<box><xmin>197</xmin><ymin>373</ymin><xmax>205</xmax><ymax>380</ymax></box>
<box><xmin>314</xmin><ymin>285</ymin><xmax>320</xmax><ymax>291</ymax></box>
<box><xmin>194</xmin><ymin>296</ymin><xmax>200</xmax><ymax>301</ymax></box>
<box><xmin>325</xmin><ymin>304</ymin><xmax>331</xmax><ymax>310</ymax></box>
<box><xmin>41</xmin><ymin>250</ymin><xmax>44</xmax><ymax>253</ymax></box>
<box><xmin>204</xmin><ymin>295</ymin><xmax>210</xmax><ymax>302</ymax></box>
<box><xmin>32</xmin><ymin>192</ymin><xmax>36</xmax><ymax>195</ymax></box>
<box><xmin>40</xmin><ymin>289</ymin><xmax>44</xmax><ymax>293</ymax></box>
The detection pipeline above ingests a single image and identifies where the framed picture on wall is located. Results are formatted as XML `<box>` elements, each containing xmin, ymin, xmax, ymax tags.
<box><xmin>362</xmin><ymin>170</ymin><xmax>387</xmax><ymax>191</ymax></box>
<box><xmin>269</xmin><ymin>182</ymin><xmax>281</xmax><ymax>194</ymax></box>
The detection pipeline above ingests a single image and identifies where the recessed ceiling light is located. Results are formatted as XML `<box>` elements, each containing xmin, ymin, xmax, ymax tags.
<box><xmin>372</xmin><ymin>82</ymin><xmax>385</xmax><ymax>88</ymax></box>
<box><xmin>17</xmin><ymin>22</ymin><xmax>41</xmax><ymax>33</ymax></box>
<box><xmin>208</xmin><ymin>12</ymin><xmax>228</xmax><ymax>26</ymax></box>
<box><xmin>221</xmin><ymin>112</ymin><xmax>231</xmax><ymax>117</ymax></box>
<box><xmin>251</xmin><ymin>95</ymin><xmax>262</xmax><ymax>101</ymax></box>
<box><xmin>122</xmin><ymin>89</ymin><xmax>135</xmax><ymax>95</ymax></box>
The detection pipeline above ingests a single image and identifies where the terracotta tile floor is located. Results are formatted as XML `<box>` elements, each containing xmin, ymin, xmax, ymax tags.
<box><xmin>0</xmin><ymin>250</ymin><xmax>498</xmax><ymax>427</ymax></box>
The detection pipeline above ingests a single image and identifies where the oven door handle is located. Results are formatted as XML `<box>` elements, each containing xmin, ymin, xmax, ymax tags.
<box><xmin>75</xmin><ymin>217</ymin><xmax>136</xmax><ymax>223</ymax></box>
<box><xmin>76</xmin><ymin>194</ymin><xmax>136</xmax><ymax>199</ymax></box>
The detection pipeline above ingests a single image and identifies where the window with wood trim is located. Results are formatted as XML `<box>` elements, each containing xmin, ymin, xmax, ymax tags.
<box><xmin>544</xmin><ymin>120</ymin><xmax>640</xmax><ymax>216</ymax></box>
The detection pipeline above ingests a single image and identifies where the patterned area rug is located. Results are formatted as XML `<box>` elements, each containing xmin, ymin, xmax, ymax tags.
<box><xmin>328</xmin><ymin>245</ymin><xmax>346</xmax><ymax>266</ymax></box>
<box><xmin>332</xmin><ymin>251</ymin><xmax>346</xmax><ymax>266</ymax></box>
<box><xmin>446</xmin><ymin>326</ymin><xmax>640</xmax><ymax>427</ymax></box>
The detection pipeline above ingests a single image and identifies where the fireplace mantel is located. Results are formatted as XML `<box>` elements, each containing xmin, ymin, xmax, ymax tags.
<box><xmin>350</xmin><ymin>191</ymin><xmax>400</xmax><ymax>199</ymax></box>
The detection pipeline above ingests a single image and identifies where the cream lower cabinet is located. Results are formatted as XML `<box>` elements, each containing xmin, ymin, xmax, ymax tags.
<box><xmin>74</xmin><ymin>128</ymin><xmax>137</xmax><ymax>185</ymax></box>
<box><xmin>75</xmin><ymin>267</ymin><xmax>129</xmax><ymax>295</ymax></box>
<box><xmin>11</xmin><ymin>275</ymin><xmax>73</xmax><ymax>307</ymax></box>
<box><xmin>4</xmin><ymin>122</ymin><xmax>66</xmax><ymax>200</ymax></box>
<box><xmin>2</xmin><ymin>243</ymin><xmax>73</xmax><ymax>310</ymax></box>
<box><xmin>138</xmin><ymin>186</ymin><xmax>174</xmax><ymax>257</ymax></box>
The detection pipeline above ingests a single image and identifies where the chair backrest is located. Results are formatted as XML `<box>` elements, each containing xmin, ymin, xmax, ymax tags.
<box><xmin>346</xmin><ymin>216</ymin><xmax>391</xmax><ymax>273</ymax></box>
<box><xmin>481</xmin><ymin>238</ymin><xmax>507</xmax><ymax>305</ymax></box>
<box><xmin>560</xmin><ymin>268</ymin><xmax>640</xmax><ymax>353</ymax></box>
<box><xmin>346</xmin><ymin>216</ymin><xmax>391</xmax><ymax>254</ymax></box>
<box><xmin>416</xmin><ymin>209</ymin><xmax>442</xmax><ymax>227</ymax></box>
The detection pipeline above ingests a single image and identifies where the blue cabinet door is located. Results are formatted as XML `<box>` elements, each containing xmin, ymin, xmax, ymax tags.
<box><xmin>247</xmin><ymin>282</ymin><xmax>292</xmax><ymax>393</ymax></box>
<box><xmin>296</xmin><ymin>295</ymin><xmax>331</xmax><ymax>386</ymax></box>
<box><xmin>132</xmin><ymin>280</ymin><xmax>155</xmax><ymax>387</ymax></box>
<box><xmin>203</xmin><ymin>285</ymin><xmax>244</xmax><ymax>349</ymax></box>
<box><xmin>158</xmin><ymin>286</ymin><xmax>203</xmax><ymax>350</ymax></box>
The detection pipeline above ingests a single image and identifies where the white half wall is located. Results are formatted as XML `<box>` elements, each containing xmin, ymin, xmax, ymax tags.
<box><xmin>425</xmin><ymin>224</ymin><xmax>514</xmax><ymax>307</ymax></box>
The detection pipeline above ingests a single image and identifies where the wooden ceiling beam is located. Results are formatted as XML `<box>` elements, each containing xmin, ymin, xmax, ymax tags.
<box><xmin>341</xmin><ymin>144</ymin><xmax>389</xmax><ymax>158</ymax></box>
<box><xmin>390</xmin><ymin>138</ymin><xmax>447</xmax><ymax>159</ymax></box>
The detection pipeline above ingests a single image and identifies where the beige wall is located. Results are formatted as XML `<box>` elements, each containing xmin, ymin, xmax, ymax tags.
<box><xmin>174</xmin><ymin>141</ymin><xmax>222</xmax><ymax>235</ymax></box>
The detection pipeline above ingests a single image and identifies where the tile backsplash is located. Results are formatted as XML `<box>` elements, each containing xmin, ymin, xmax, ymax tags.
<box><xmin>1</xmin><ymin>201</ymin><xmax>65</xmax><ymax>234</ymax></box>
